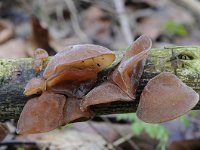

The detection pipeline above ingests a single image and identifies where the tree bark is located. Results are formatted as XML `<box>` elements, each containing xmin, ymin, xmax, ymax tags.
<box><xmin>0</xmin><ymin>46</ymin><xmax>200</xmax><ymax>120</ymax></box>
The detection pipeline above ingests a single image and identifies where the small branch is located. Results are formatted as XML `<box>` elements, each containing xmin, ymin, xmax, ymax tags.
<box><xmin>113</xmin><ymin>0</ymin><xmax>134</xmax><ymax>44</ymax></box>
<box><xmin>64</xmin><ymin>0</ymin><xmax>91</xmax><ymax>43</ymax></box>
<box><xmin>173</xmin><ymin>0</ymin><xmax>200</xmax><ymax>22</ymax></box>
<box><xmin>0</xmin><ymin>46</ymin><xmax>200</xmax><ymax>120</ymax></box>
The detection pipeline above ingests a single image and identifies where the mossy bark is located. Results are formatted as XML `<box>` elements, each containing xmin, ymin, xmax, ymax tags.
<box><xmin>0</xmin><ymin>46</ymin><xmax>200</xmax><ymax>120</ymax></box>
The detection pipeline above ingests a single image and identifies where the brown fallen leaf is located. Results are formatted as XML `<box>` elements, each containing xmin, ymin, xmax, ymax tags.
<box><xmin>0</xmin><ymin>38</ymin><xmax>27</xmax><ymax>58</ymax></box>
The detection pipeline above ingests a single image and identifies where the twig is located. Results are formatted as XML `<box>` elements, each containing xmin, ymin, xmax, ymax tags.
<box><xmin>173</xmin><ymin>0</ymin><xmax>200</xmax><ymax>22</ymax></box>
<box><xmin>64</xmin><ymin>0</ymin><xmax>91</xmax><ymax>43</ymax></box>
<box><xmin>87</xmin><ymin>121</ymin><xmax>118</xmax><ymax>150</ymax></box>
<box><xmin>113</xmin><ymin>133</ymin><xmax>135</xmax><ymax>147</ymax></box>
<box><xmin>102</xmin><ymin>117</ymin><xmax>140</xmax><ymax>150</ymax></box>
<box><xmin>113</xmin><ymin>0</ymin><xmax>134</xmax><ymax>45</ymax></box>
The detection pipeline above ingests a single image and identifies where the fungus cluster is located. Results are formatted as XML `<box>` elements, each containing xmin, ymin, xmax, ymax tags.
<box><xmin>81</xmin><ymin>35</ymin><xmax>152</xmax><ymax>110</ymax></box>
<box><xmin>17</xmin><ymin>44</ymin><xmax>115</xmax><ymax>134</ymax></box>
<box><xmin>17</xmin><ymin>35</ymin><xmax>199</xmax><ymax>134</ymax></box>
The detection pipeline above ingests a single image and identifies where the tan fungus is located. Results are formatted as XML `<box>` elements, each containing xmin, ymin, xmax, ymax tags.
<box><xmin>136</xmin><ymin>72</ymin><xmax>199</xmax><ymax>123</ymax></box>
<box><xmin>25</xmin><ymin>44</ymin><xmax>115</xmax><ymax>97</ymax></box>
<box><xmin>17</xmin><ymin>92</ymin><xmax>66</xmax><ymax>134</ymax></box>
<box><xmin>62</xmin><ymin>98</ymin><xmax>94</xmax><ymax>124</ymax></box>
<box><xmin>81</xmin><ymin>82</ymin><xmax>132</xmax><ymax>111</ymax></box>
<box><xmin>24</xmin><ymin>77</ymin><xmax>46</xmax><ymax>96</ymax></box>
<box><xmin>111</xmin><ymin>35</ymin><xmax>152</xmax><ymax>98</ymax></box>
<box><xmin>43</xmin><ymin>44</ymin><xmax>116</xmax><ymax>79</ymax></box>
<box><xmin>32</xmin><ymin>48</ymin><xmax>49</xmax><ymax>73</ymax></box>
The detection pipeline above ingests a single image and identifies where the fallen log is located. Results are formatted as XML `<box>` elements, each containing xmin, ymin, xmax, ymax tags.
<box><xmin>0</xmin><ymin>46</ymin><xmax>200</xmax><ymax>120</ymax></box>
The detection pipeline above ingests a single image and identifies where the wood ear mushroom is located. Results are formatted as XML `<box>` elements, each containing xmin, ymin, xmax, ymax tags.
<box><xmin>111</xmin><ymin>35</ymin><xmax>152</xmax><ymax>98</ymax></box>
<box><xmin>17</xmin><ymin>92</ymin><xmax>66</xmax><ymax>134</ymax></box>
<box><xmin>18</xmin><ymin>44</ymin><xmax>116</xmax><ymax>134</ymax></box>
<box><xmin>81</xmin><ymin>35</ymin><xmax>152</xmax><ymax>111</ymax></box>
<box><xmin>18</xmin><ymin>36</ymin><xmax>199</xmax><ymax>134</ymax></box>
<box><xmin>136</xmin><ymin>72</ymin><xmax>199</xmax><ymax>123</ymax></box>
<box><xmin>62</xmin><ymin>98</ymin><xmax>94</xmax><ymax>124</ymax></box>
<box><xmin>32</xmin><ymin>48</ymin><xmax>49</xmax><ymax>73</ymax></box>
<box><xmin>24</xmin><ymin>44</ymin><xmax>116</xmax><ymax>97</ymax></box>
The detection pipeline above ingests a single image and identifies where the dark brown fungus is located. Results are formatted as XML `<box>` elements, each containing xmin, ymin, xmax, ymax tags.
<box><xmin>46</xmin><ymin>68</ymin><xmax>97</xmax><ymax>97</ymax></box>
<box><xmin>62</xmin><ymin>98</ymin><xmax>94</xmax><ymax>124</ymax></box>
<box><xmin>111</xmin><ymin>35</ymin><xmax>152</xmax><ymax>98</ymax></box>
<box><xmin>136</xmin><ymin>72</ymin><xmax>199</xmax><ymax>123</ymax></box>
<box><xmin>17</xmin><ymin>92</ymin><xmax>66</xmax><ymax>134</ymax></box>
<box><xmin>81</xmin><ymin>82</ymin><xmax>132</xmax><ymax>111</ymax></box>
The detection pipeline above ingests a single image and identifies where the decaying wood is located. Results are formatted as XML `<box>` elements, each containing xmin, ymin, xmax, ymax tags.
<box><xmin>0</xmin><ymin>46</ymin><xmax>200</xmax><ymax>120</ymax></box>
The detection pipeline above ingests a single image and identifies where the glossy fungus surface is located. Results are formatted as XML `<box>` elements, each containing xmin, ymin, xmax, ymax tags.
<box><xmin>81</xmin><ymin>82</ymin><xmax>132</xmax><ymax>111</ymax></box>
<box><xmin>43</xmin><ymin>44</ymin><xmax>116</xmax><ymax>79</ymax></box>
<box><xmin>111</xmin><ymin>35</ymin><xmax>152</xmax><ymax>98</ymax></box>
<box><xmin>17</xmin><ymin>92</ymin><xmax>66</xmax><ymax>134</ymax></box>
<box><xmin>136</xmin><ymin>72</ymin><xmax>199</xmax><ymax>123</ymax></box>
<box><xmin>24</xmin><ymin>77</ymin><xmax>46</xmax><ymax>96</ymax></box>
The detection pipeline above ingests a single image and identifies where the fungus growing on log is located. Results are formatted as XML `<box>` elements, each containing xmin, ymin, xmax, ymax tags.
<box><xmin>24</xmin><ymin>44</ymin><xmax>116</xmax><ymax>97</ymax></box>
<box><xmin>111</xmin><ymin>35</ymin><xmax>152</xmax><ymax>98</ymax></box>
<box><xmin>80</xmin><ymin>82</ymin><xmax>132</xmax><ymax>111</ymax></box>
<box><xmin>17</xmin><ymin>92</ymin><xmax>66</xmax><ymax>134</ymax></box>
<box><xmin>62</xmin><ymin>98</ymin><xmax>94</xmax><ymax>124</ymax></box>
<box><xmin>24</xmin><ymin>77</ymin><xmax>45</xmax><ymax>96</ymax></box>
<box><xmin>81</xmin><ymin>35</ymin><xmax>152</xmax><ymax>110</ymax></box>
<box><xmin>136</xmin><ymin>72</ymin><xmax>199</xmax><ymax>123</ymax></box>
<box><xmin>46</xmin><ymin>68</ymin><xmax>97</xmax><ymax>97</ymax></box>
<box><xmin>16</xmin><ymin>36</ymin><xmax>200</xmax><ymax>135</ymax></box>
<box><xmin>19</xmin><ymin>44</ymin><xmax>116</xmax><ymax>134</ymax></box>
<box><xmin>43</xmin><ymin>44</ymin><xmax>116</xmax><ymax>79</ymax></box>
<box><xmin>32</xmin><ymin>48</ymin><xmax>49</xmax><ymax>73</ymax></box>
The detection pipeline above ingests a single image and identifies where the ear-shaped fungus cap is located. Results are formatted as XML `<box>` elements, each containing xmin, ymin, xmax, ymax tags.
<box><xmin>80</xmin><ymin>82</ymin><xmax>132</xmax><ymax>111</ymax></box>
<box><xmin>62</xmin><ymin>98</ymin><xmax>94</xmax><ymax>124</ymax></box>
<box><xmin>111</xmin><ymin>35</ymin><xmax>152</xmax><ymax>98</ymax></box>
<box><xmin>46</xmin><ymin>68</ymin><xmax>97</xmax><ymax>96</ymax></box>
<box><xmin>32</xmin><ymin>48</ymin><xmax>49</xmax><ymax>73</ymax></box>
<box><xmin>17</xmin><ymin>92</ymin><xmax>66</xmax><ymax>134</ymax></box>
<box><xmin>24</xmin><ymin>77</ymin><xmax>46</xmax><ymax>96</ymax></box>
<box><xmin>43</xmin><ymin>44</ymin><xmax>116</xmax><ymax>79</ymax></box>
<box><xmin>136</xmin><ymin>72</ymin><xmax>199</xmax><ymax>123</ymax></box>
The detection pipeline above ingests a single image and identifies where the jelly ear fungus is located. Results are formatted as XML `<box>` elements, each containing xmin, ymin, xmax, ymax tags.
<box><xmin>18</xmin><ymin>44</ymin><xmax>116</xmax><ymax>134</ymax></box>
<box><xmin>81</xmin><ymin>35</ymin><xmax>152</xmax><ymax>111</ymax></box>
<box><xmin>136</xmin><ymin>72</ymin><xmax>199</xmax><ymax>123</ymax></box>
<box><xmin>17</xmin><ymin>92</ymin><xmax>66</xmax><ymax>134</ymax></box>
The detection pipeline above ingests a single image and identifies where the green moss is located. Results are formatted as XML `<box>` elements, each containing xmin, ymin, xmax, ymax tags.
<box><xmin>0</xmin><ymin>58</ymin><xmax>36</xmax><ymax>82</ymax></box>
<box><xmin>0</xmin><ymin>59</ymin><xmax>15</xmax><ymax>82</ymax></box>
